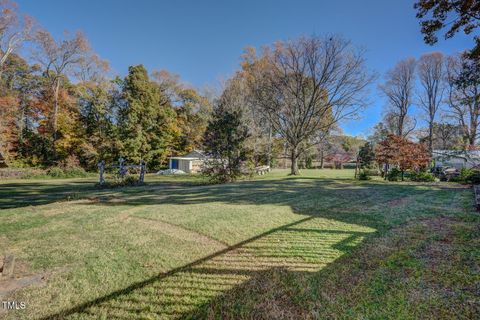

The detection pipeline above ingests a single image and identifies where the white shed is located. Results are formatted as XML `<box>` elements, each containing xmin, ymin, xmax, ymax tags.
<box><xmin>168</xmin><ymin>150</ymin><xmax>206</xmax><ymax>173</ymax></box>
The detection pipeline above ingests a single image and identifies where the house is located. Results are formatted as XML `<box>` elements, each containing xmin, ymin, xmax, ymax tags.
<box><xmin>324</xmin><ymin>152</ymin><xmax>354</xmax><ymax>169</ymax></box>
<box><xmin>168</xmin><ymin>150</ymin><xmax>207</xmax><ymax>173</ymax></box>
<box><xmin>0</xmin><ymin>152</ymin><xmax>7</xmax><ymax>168</ymax></box>
<box><xmin>432</xmin><ymin>150</ymin><xmax>480</xmax><ymax>169</ymax></box>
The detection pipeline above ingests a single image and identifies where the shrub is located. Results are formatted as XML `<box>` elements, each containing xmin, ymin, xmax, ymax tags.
<box><xmin>364</xmin><ymin>168</ymin><xmax>380</xmax><ymax>176</ymax></box>
<box><xmin>357</xmin><ymin>170</ymin><xmax>371</xmax><ymax>180</ymax></box>
<box><xmin>386</xmin><ymin>168</ymin><xmax>401</xmax><ymax>181</ymax></box>
<box><xmin>409</xmin><ymin>171</ymin><xmax>435</xmax><ymax>182</ymax></box>
<box><xmin>466</xmin><ymin>172</ymin><xmax>480</xmax><ymax>184</ymax></box>
<box><xmin>459</xmin><ymin>168</ymin><xmax>473</xmax><ymax>181</ymax></box>
<box><xmin>343</xmin><ymin>162</ymin><xmax>357</xmax><ymax>169</ymax></box>
<box><xmin>0</xmin><ymin>168</ymin><xmax>46</xmax><ymax>179</ymax></box>
<box><xmin>447</xmin><ymin>168</ymin><xmax>480</xmax><ymax>184</ymax></box>
<box><xmin>462</xmin><ymin>168</ymin><xmax>480</xmax><ymax>184</ymax></box>
<box><xmin>45</xmin><ymin>165</ymin><xmax>90</xmax><ymax>179</ymax></box>
<box><xmin>47</xmin><ymin>167</ymin><xmax>65</xmax><ymax>178</ymax></box>
<box><xmin>63</xmin><ymin>166</ymin><xmax>88</xmax><ymax>178</ymax></box>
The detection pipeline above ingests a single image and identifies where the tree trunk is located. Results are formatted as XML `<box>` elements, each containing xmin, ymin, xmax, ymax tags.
<box><xmin>320</xmin><ymin>149</ymin><xmax>324</xmax><ymax>169</ymax></box>
<box><xmin>290</xmin><ymin>146</ymin><xmax>299</xmax><ymax>175</ymax></box>
<box><xmin>267</xmin><ymin>124</ymin><xmax>272</xmax><ymax>167</ymax></box>
<box><xmin>52</xmin><ymin>79</ymin><xmax>61</xmax><ymax>142</ymax></box>
<box><xmin>428</xmin><ymin>122</ymin><xmax>433</xmax><ymax>154</ymax></box>
<box><xmin>397</xmin><ymin>115</ymin><xmax>405</xmax><ymax>137</ymax></box>
<box><xmin>469</xmin><ymin>125</ymin><xmax>477</xmax><ymax>148</ymax></box>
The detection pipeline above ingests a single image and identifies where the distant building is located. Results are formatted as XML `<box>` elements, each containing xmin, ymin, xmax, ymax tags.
<box><xmin>168</xmin><ymin>150</ymin><xmax>207</xmax><ymax>173</ymax></box>
<box><xmin>432</xmin><ymin>150</ymin><xmax>480</xmax><ymax>169</ymax></box>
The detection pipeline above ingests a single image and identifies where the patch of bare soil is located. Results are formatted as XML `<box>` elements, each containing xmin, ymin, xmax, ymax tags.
<box><xmin>0</xmin><ymin>273</ymin><xmax>47</xmax><ymax>300</ymax></box>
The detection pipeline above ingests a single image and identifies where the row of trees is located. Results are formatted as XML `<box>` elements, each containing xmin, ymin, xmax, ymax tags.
<box><xmin>207</xmin><ymin>36</ymin><xmax>375</xmax><ymax>175</ymax></box>
<box><xmin>372</xmin><ymin>52</ymin><xmax>479</xmax><ymax>152</ymax></box>
<box><xmin>1</xmin><ymin>0</ymin><xmax>477</xmax><ymax>180</ymax></box>
<box><xmin>0</xmin><ymin>0</ymin><xmax>211</xmax><ymax>170</ymax></box>
<box><xmin>370</xmin><ymin>1</ymin><xmax>480</xmax><ymax>152</ymax></box>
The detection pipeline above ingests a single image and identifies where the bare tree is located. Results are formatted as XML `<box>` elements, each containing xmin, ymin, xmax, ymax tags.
<box><xmin>445</xmin><ymin>54</ymin><xmax>480</xmax><ymax>148</ymax></box>
<box><xmin>417</xmin><ymin>52</ymin><xmax>445</xmax><ymax>153</ymax></box>
<box><xmin>381</xmin><ymin>111</ymin><xmax>416</xmax><ymax>138</ymax></box>
<box><xmin>0</xmin><ymin>0</ymin><xmax>34</xmax><ymax>76</ymax></box>
<box><xmin>243</xmin><ymin>36</ymin><xmax>374</xmax><ymax>175</ymax></box>
<box><xmin>33</xmin><ymin>29</ymin><xmax>89</xmax><ymax>141</ymax></box>
<box><xmin>379</xmin><ymin>58</ymin><xmax>416</xmax><ymax>137</ymax></box>
<box><xmin>432</xmin><ymin>121</ymin><xmax>463</xmax><ymax>149</ymax></box>
<box><xmin>75</xmin><ymin>53</ymin><xmax>109</xmax><ymax>84</ymax></box>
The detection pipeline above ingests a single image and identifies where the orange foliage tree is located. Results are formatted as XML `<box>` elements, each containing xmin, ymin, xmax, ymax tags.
<box><xmin>375</xmin><ymin>134</ymin><xmax>431</xmax><ymax>180</ymax></box>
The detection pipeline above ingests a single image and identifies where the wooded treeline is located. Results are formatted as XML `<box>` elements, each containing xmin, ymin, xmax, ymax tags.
<box><xmin>0</xmin><ymin>0</ymin><xmax>478</xmax><ymax>176</ymax></box>
<box><xmin>0</xmin><ymin>1</ymin><xmax>213</xmax><ymax>170</ymax></box>
<box><xmin>371</xmin><ymin>51</ymin><xmax>480</xmax><ymax>152</ymax></box>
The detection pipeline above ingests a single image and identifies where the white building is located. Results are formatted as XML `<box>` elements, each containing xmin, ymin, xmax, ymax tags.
<box><xmin>168</xmin><ymin>150</ymin><xmax>207</xmax><ymax>173</ymax></box>
<box><xmin>432</xmin><ymin>150</ymin><xmax>480</xmax><ymax>169</ymax></box>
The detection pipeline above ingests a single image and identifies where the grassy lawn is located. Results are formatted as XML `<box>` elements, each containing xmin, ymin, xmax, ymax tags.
<box><xmin>0</xmin><ymin>169</ymin><xmax>479</xmax><ymax>319</ymax></box>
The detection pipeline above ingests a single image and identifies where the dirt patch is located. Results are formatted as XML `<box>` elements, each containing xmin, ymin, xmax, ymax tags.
<box><xmin>0</xmin><ymin>273</ymin><xmax>47</xmax><ymax>302</ymax></box>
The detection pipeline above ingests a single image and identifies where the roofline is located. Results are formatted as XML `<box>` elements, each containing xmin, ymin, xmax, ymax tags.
<box><xmin>169</xmin><ymin>157</ymin><xmax>202</xmax><ymax>160</ymax></box>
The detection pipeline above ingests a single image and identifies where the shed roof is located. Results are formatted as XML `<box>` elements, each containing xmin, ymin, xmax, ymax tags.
<box><xmin>170</xmin><ymin>150</ymin><xmax>207</xmax><ymax>160</ymax></box>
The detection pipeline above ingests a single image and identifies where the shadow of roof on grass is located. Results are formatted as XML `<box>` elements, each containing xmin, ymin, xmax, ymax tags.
<box><xmin>39</xmin><ymin>215</ymin><xmax>374</xmax><ymax>319</ymax></box>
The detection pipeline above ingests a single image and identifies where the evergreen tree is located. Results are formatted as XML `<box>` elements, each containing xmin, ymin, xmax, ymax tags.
<box><xmin>358</xmin><ymin>142</ymin><xmax>375</xmax><ymax>168</ymax></box>
<box><xmin>118</xmin><ymin>65</ymin><xmax>178</xmax><ymax>169</ymax></box>
<box><xmin>203</xmin><ymin>103</ymin><xmax>250</xmax><ymax>183</ymax></box>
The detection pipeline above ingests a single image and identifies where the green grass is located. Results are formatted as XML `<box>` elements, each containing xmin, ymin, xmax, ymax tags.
<box><xmin>0</xmin><ymin>169</ymin><xmax>478</xmax><ymax>319</ymax></box>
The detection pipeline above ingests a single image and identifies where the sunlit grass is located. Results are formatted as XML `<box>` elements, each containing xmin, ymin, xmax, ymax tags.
<box><xmin>0</xmin><ymin>169</ymin><xmax>477</xmax><ymax>319</ymax></box>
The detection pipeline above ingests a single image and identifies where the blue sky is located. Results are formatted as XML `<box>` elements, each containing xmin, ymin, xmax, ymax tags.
<box><xmin>17</xmin><ymin>0</ymin><xmax>472</xmax><ymax>137</ymax></box>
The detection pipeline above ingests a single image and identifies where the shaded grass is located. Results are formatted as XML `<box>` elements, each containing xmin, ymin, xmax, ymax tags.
<box><xmin>198</xmin><ymin>215</ymin><xmax>479</xmax><ymax>319</ymax></box>
<box><xmin>0</xmin><ymin>169</ymin><xmax>478</xmax><ymax>319</ymax></box>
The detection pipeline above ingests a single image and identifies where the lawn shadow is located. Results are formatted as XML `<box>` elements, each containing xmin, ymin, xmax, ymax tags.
<box><xmin>6</xmin><ymin>174</ymin><xmax>466</xmax><ymax>319</ymax></box>
<box><xmin>0</xmin><ymin>180</ymin><xmax>95</xmax><ymax>209</ymax></box>
<box><xmin>39</xmin><ymin>215</ymin><xmax>373</xmax><ymax>319</ymax></box>
<box><xmin>0</xmin><ymin>178</ymin><xmax>206</xmax><ymax>210</ymax></box>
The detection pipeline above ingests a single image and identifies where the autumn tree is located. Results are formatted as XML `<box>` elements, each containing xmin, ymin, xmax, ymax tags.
<box><xmin>375</xmin><ymin>134</ymin><xmax>431</xmax><ymax>180</ymax></box>
<box><xmin>152</xmin><ymin>69</ymin><xmax>211</xmax><ymax>154</ymax></box>
<box><xmin>417</xmin><ymin>52</ymin><xmax>445</xmax><ymax>153</ymax></box>
<box><xmin>75</xmin><ymin>54</ymin><xmax>118</xmax><ymax>168</ymax></box>
<box><xmin>33</xmin><ymin>29</ymin><xmax>89</xmax><ymax>142</ymax></box>
<box><xmin>379</xmin><ymin>58</ymin><xmax>417</xmax><ymax>137</ymax></box>
<box><xmin>415</xmin><ymin>0</ymin><xmax>480</xmax><ymax>58</ymax></box>
<box><xmin>0</xmin><ymin>95</ymin><xmax>18</xmax><ymax>160</ymax></box>
<box><xmin>242</xmin><ymin>35</ymin><xmax>374</xmax><ymax>175</ymax></box>
<box><xmin>218</xmin><ymin>72</ymin><xmax>274</xmax><ymax>167</ymax></box>
<box><xmin>0</xmin><ymin>0</ymin><xmax>34</xmax><ymax>77</ymax></box>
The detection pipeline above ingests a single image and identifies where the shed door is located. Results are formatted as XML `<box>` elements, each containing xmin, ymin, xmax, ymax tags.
<box><xmin>171</xmin><ymin>159</ymin><xmax>178</xmax><ymax>169</ymax></box>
